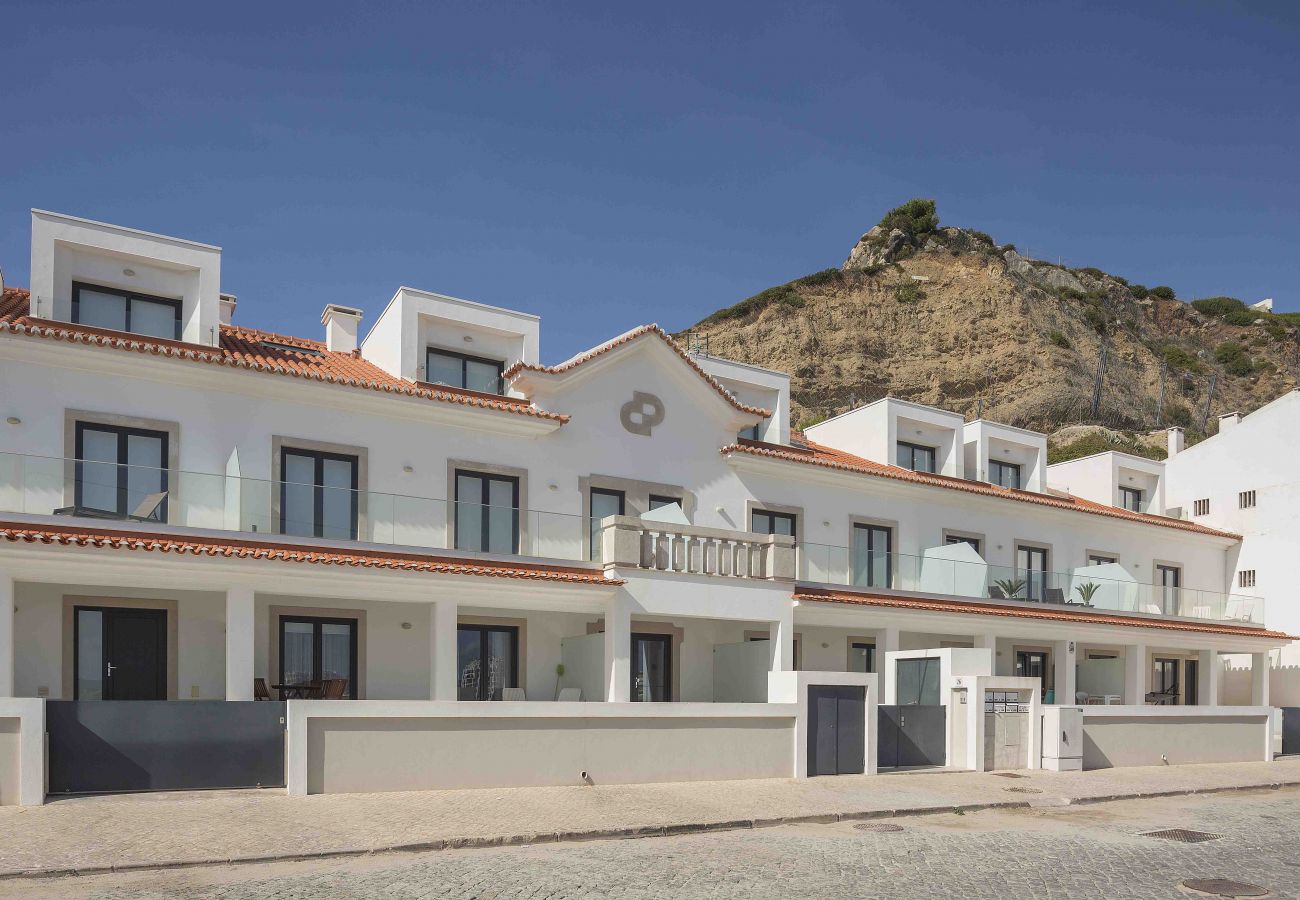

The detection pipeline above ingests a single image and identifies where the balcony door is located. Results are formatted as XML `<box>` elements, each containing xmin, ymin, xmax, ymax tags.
<box><xmin>631</xmin><ymin>633</ymin><xmax>671</xmax><ymax>701</ymax></box>
<box><xmin>1017</xmin><ymin>546</ymin><xmax>1049</xmax><ymax>602</ymax></box>
<box><xmin>455</xmin><ymin>470</ymin><xmax>519</xmax><ymax>554</ymax></box>
<box><xmin>1156</xmin><ymin>565</ymin><xmax>1182</xmax><ymax>615</ymax></box>
<box><xmin>74</xmin><ymin>422</ymin><xmax>168</xmax><ymax>521</ymax></box>
<box><xmin>280</xmin><ymin>448</ymin><xmax>359</xmax><ymax>540</ymax></box>
<box><xmin>1015</xmin><ymin>650</ymin><xmax>1049</xmax><ymax>699</ymax></box>
<box><xmin>589</xmin><ymin>488</ymin><xmax>625</xmax><ymax>561</ymax></box>
<box><xmin>852</xmin><ymin>523</ymin><xmax>892</xmax><ymax>588</ymax></box>
<box><xmin>457</xmin><ymin>624</ymin><xmax>519</xmax><ymax>700</ymax></box>
<box><xmin>74</xmin><ymin>606</ymin><xmax>167</xmax><ymax>700</ymax></box>
<box><xmin>279</xmin><ymin>615</ymin><xmax>358</xmax><ymax>698</ymax></box>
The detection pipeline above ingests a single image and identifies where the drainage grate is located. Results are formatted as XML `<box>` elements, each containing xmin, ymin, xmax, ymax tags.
<box><xmin>1003</xmin><ymin>786</ymin><xmax>1043</xmax><ymax>794</ymax></box>
<box><xmin>1140</xmin><ymin>829</ymin><xmax>1222</xmax><ymax>843</ymax></box>
<box><xmin>993</xmin><ymin>772</ymin><xmax>1027</xmax><ymax>778</ymax></box>
<box><xmin>853</xmin><ymin>822</ymin><xmax>904</xmax><ymax>833</ymax></box>
<box><xmin>1180</xmin><ymin>878</ymin><xmax>1269</xmax><ymax>897</ymax></box>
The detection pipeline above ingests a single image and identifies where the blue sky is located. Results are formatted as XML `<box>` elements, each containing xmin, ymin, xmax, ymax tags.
<box><xmin>3</xmin><ymin>1</ymin><xmax>1298</xmax><ymax>361</ymax></box>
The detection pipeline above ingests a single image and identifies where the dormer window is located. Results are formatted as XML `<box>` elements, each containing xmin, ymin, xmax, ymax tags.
<box><xmin>1120</xmin><ymin>486</ymin><xmax>1144</xmax><ymax>512</ymax></box>
<box><xmin>897</xmin><ymin>441</ymin><xmax>936</xmax><ymax>474</ymax></box>
<box><xmin>72</xmin><ymin>282</ymin><xmax>181</xmax><ymax>341</ymax></box>
<box><xmin>426</xmin><ymin>348</ymin><xmax>504</xmax><ymax>395</ymax></box>
<box><xmin>990</xmin><ymin>460</ymin><xmax>1021</xmax><ymax>490</ymax></box>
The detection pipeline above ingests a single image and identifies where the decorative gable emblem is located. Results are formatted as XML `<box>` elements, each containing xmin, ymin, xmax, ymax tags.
<box><xmin>620</xmin><ymin>391</ymin><xmax>665</xmax><ymax>436</ymax></box>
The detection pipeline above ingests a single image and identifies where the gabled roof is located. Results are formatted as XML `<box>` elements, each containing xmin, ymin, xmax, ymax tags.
<box><xmin>0</xmin><ymin>521</ymin><xmax>617</xmax><ymax>585</ymax></box>
<box><xmin>795</xmin><ymin>586</ymin><xmax>1291</xmax><ymax>640</ymax></box>
<box><xmin>506</xmin><ymin>324</ymin><xmax>772</xmax><ymax>418</ymax></box>
<box><xmin>725</xmin><ymin>433</ymin><xmax>1241</xmax><ymax>540</ymax></box>
<box><xmin>0</xmin><ymin>288</ymin><xmax>567</xmax><ymax>423</ymax></box>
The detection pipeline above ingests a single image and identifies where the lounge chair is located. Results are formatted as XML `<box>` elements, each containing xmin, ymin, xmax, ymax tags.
<box><xmin>254</xmin><ymin>677</ymin><xmax>272</xmax><ymax>701</ymax></box>
<box><xmin>54</xmin><ymin>491</ymin><xmax>168</xmax><ymax>523</ymax></box>
<box><xmin>1044</xmin><ymin>588</ymin><xmax>1066</xmax><ymax>605</ymax></box>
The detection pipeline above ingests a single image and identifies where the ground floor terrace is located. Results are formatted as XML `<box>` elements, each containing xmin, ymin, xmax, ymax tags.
<box><xmin>0</xmin><ymin>520</ymin><xmax>1289</xmax><ymax>804</ymax></box>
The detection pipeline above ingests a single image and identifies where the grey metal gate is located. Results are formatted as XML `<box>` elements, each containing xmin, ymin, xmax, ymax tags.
<box><xmin>878</xmin><ymin>704</ymin><xmax>946</xmax><ymax>769</ymax></box>
<box><xmin>807</xmin><ymin>685</ymin><xmax>865</xmax><ymax>776</ymax></box>
<box><xmin>1283</xmin><ymin>708</ymin><xmax>1300</xmax><ymax>756</ymax></box>
<box><xmin>47</xmin><ymin>700</ymin><xmax>287</xmax><ymax>794</ymax></box>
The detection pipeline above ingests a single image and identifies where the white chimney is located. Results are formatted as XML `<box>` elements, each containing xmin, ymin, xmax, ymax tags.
<box><xmin>1218</xmin><ymin>411</ymin><xmax>1242</xmax><ymax>433</ymax></box>
<box><xmin>321</xmin><ymin>304</ymin><xmax>362</xmax><ymax>354</ymax></box>
<box><xmin>1167</xmin><ymin>426</ymin><xmax>1185</xmax><ymax>457</ymax></box>
<box><xmin>218</xmin><ymin>293</ymin><xmax>237</xmax><ymax>326</ymax></box>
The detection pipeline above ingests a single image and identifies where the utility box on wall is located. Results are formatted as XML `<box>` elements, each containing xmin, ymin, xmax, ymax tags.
<box><xmin>1041</xmin><ymin>706</ymin><xmax>1084</xmax><ymax>771</ymax></box>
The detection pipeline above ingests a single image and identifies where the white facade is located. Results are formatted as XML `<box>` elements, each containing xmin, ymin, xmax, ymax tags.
<box><xmin>0</xmin><ymin>211</ymin><xmax>1290</xmax><ymax>799</ymax></box>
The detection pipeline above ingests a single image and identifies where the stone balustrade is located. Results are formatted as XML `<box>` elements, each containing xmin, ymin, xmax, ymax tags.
<box><xmin>597</xmin><ymin>516</ymin><xmax>795</xmax><ymax>581</ymax></box>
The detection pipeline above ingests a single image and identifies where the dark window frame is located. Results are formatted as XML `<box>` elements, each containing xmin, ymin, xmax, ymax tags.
<box><xmin>1015</xmin><ymin>649</ymin><xmax>1050</xmax><ymax>698</ymax></box>
<box><xmin>72</xmin><ymin>605</ymin><xmax>168</xmax><ymax>700</ymax></box>
<box><xmin>278</xmin><ymin>614</ymin><xmax>359</xmax><ymax>699</ymax></box>
<box><xmin>73</xmin><ymin>421</ymin><xmax>170</xmax><ymax>520</ymax></box>
<box><xmin>425</xmin><ymin>347</ymin><xmax>506</xmax><ymax>395</ymax></box>
<box><xmin>751</xmin><ymin>508</ymin><xmax>797</xmax><ymax>539</ymax></box>
<box><xmin>457</xmin><ymin>623</ymin><xmax>520</xmax><ymax>700</ymax></box>
<box><xmin>990</xmin><ymin>459</ymin><xmax>1022</xmax><ymax>490</ymax></box>
<box><xmin>589</xmin><ymin>487</ymin><xmax>626</xmax><ymax>560</ymax></box>
<box><xmin>648</xmin><ymin>494</ymin><xmax>682</xmax><ymax>510</ymax></box>
<box><xmin>1017</xmin><ymin>544</ymin><xmax>1050</xmax><ymax>602</ymax></box>
<box><xmin>849</xmin><ymin>641</ymin><xmax>876</xmax><ymax>674</ymax></box>
<box><xmin>1119</xmin><ymin>486</ymin><xmax>1144</xmax><ymax>512</ymax></box>
<box><xmin>71</xmin><ymin>281</ymin><xmax>182</xmax><ymax>341</ymax></box>
<box><xmin>454</xmin><ymin>469</ymin><xmax>521</xmax><ymax>553</ymax></box>
<box><xmin>852</xmin><ymin>522</ymin><xmax>893</xmax><ymax>588</ymax></box>
<box><xmin>1153</xmin><ymin>656</ymin><xmax>1180</xmax><ymax>703</ymax></box>
<box><xmin>279</xmin><ymin>447</ymin><xmax>360</xmax><ymax>540</ymax></box>
<box><xmin>897</xmin><ymin>440</ymin><xmax>937</xmax><ymax>474</ymax></box>
<box><xmin>945</xmin><ymin>534</ymin><xmax>982</xmax><ymax>555</ymax></box>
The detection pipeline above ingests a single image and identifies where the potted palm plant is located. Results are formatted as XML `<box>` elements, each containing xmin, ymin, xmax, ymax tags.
<box><xmin>993</xmin><ymin>578</ymin><xmax>1026</xmax><ymax>600</ymax></box>
<box><xmin>1073</xmin><ymin>582</ymin><xmax>1100</xmax><ymax>607</ymax></box>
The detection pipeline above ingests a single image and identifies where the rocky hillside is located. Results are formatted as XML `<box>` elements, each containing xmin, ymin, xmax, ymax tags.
<box><xmin>683</xmin><ymin>200</ymin><xmax>1299</xmax><ymax>456</ymax></box>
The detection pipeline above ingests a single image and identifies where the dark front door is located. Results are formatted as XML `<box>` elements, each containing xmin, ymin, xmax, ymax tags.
<box><xmin>877</xmin><ymin>705</ymin><xmax>947</xmax><ymax>769</ymax></box>
<box><xmin>631</xmin><ymin>633</ymin><xmax>671</xmax><ymax>701</ymax></box>
<box><xmin>75</xmin><ymin>607</ymin><xmax>167</xmax><ymax>700</ymax></box>
<box><xmin>1015</xmin><ymin>651</ymin><xmax>1050</xmax><ymax>700</ymax></box>
<box><xmin>807</xmin><ymin>685</ymin><xmax>865</xmax><ymax>776</ymax></box>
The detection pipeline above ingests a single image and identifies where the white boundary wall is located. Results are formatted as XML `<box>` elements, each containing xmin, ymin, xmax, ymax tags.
<box><xmin>286</xmin><ymin>700</ymin><xmax>799</xmax><ymax>795</ymax></box>
<box><xmin>0</xmin><ymin>698</ymin><xmax>45</xmax><ymax>806</ymax></box>
<box><xmin>1078</xmin><ymin>705</ymin><xmax>1273</xmax><ymax>769</ymax></box>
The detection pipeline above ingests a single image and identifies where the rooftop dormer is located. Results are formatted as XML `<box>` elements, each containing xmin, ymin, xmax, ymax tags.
<box><xmin>962</xmin><ymin>419</ymin><xmax>1048</xmax><ymax>492</ymax></box>
<box><xmin>690</xmin><ymin>353</ymin><xmax>790</xmax><ymax>444</ymax></box>
<box><xmin>28</xmin><ymin>210</ymin><xmax>223</xmax><ymax>347</ymax></box>
<box><xmin>803</xmin><ymin>397</ymin><xmax>965</xmax><ymax>477</ymax></box>
<box><xmin>1046</xmin><ymin>450</ymin><xmax>1166</xmax><ymax>515</ymax></box>
<box><xmin>360</xmin><ymin>286</ymin><xmax>540</xmax><ymax>397</ymax></box>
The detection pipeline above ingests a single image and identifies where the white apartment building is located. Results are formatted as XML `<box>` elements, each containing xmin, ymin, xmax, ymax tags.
<box><xmin>0</xmin><ymin>210</ymin><xmax>1288</xmax><ymax>804</ymax></box>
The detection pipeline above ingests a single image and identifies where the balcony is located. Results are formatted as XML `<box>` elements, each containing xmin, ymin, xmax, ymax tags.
<box><xmin>0</xmin><ymin>453</ymin><xmax>787</xmax><ymax>581</ymax></box>
<box><xmin>798</xmin><ymin>542</ymin><xmax>1265</xmax><ymax>626</ymax></box>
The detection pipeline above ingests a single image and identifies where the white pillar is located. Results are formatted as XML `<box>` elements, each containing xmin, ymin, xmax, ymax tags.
<box><xmin>1053</xmin><ymin>639</ymin><xmax>1076</xmax><ymax>705</ymax></box>
<box><xmin>0</xmin><ymin>571</ymin><xmax>13</xmax><ymax>698</ymax></box>
<box><xmin>1250</xmin><ymin>651</ymin><xmax>1270</xmax><ymax>707</ymax></box>
<box><xmin>604</xmin><ymin>593</ymin><xmax>631</xmax><ymax>702</ymax></box>
<box><xmin>429</xmin><ymin>600</ymin><xmax>458</xmax><ymax>701</ymax></box>
<box><xmin>769</xmin><ymin>605</ymin><xmax>795</xmax><ymax>672</ymax></box>
<box><xmin>1124</xmin><ymin>643</ymin><xmax>1147</xmax><ymax>704</ymax></box>
<box><xmin>877</xmin><ymin>626</ymin><xmax>900</xmax><ymax>699</ymax></box>
<box><xmin>224</xmin><ymin>586</ymin><xmax>255</xmax><ymax>700</ymax></box>
<box><xmin>1197</xmin><ymin>649</ymin><xmax>1219</xmax><ymax>707</ymax></box>
<box><xmin>973</xmin><ymin>633</ymin><xmax>997</xmax><ymax>673</ymax></box>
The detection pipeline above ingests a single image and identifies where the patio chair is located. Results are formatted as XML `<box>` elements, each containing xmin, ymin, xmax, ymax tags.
<box><xmin>320</xmin><ymin>678</ymin><xmax>349</xmax><ymax>700</ymax></box>
<box><xmin>501</xmin><ymin>687</ymin><xmax>526</xmax><ymax>701</ymax></box>
<box><xmin>557</xmin><ymin>687</ymin><xmax>581</xmax><ymax>702</ymax></box>
<box><xmin>253</xmin><ymin>677</ymin><xmax>272</xmax><ymax>701</ymax></box>
<box><xmin>1044</xmin><ymin>588</ymin><xmax>1066</xmax><ymax>605</ymax></box>
<box><xmin>988</xmin><ymin>585</ymin><xmax>1006</xmax><ymax>600</ymax></box>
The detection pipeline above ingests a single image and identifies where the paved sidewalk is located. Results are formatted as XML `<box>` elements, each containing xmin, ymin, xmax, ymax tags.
<box><xmin>1</xmin><ymin>758</ymin><xmax>1297</xmax><ymax>879</ymax></box>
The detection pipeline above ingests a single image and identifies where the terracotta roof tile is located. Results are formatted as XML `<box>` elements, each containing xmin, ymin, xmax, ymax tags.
<box><xmin>0</xmin><ymin>521</ymin><xmax>618</xmax><ymax>585</ymax></box>
<box><xmin>506</xmin><ymin>324</ymin><xmax>772</xmax><ymax>418</ymax></box>
<box><xmin>725</xmin><ymin>433</ymin><xmax>1241</xmax><ymax>540</ymax></box>
<box><xmin>0</xmin><ymin>288</ymin><xmax>567</xmax><ymax>423</ymax></box>
<box><xmin>794</xmin><ymin>586</ymin><xmax>1291</xmax><ymax>641</ymax></box>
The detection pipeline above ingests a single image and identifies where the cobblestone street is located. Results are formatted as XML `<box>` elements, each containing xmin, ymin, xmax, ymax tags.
<box><xmin>8</xmin><ymin>788</ymin><xmax>1299</xmax><ymax>899</ymax></box>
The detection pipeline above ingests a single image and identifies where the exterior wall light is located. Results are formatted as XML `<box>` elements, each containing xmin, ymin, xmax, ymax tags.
<box><xmin>402</xmin><ymin>465</ymin><xmax>414</xmax><ymax>473</ymax></box>
<box><xmin>122</xmin><ymin>268</ymin><xmax>135</xmax><ymax>277</ymax></box>
<box><xmin>4</xmin><ymin>416</ymin><xmax>19</xmax><ymax>425</ymax></box>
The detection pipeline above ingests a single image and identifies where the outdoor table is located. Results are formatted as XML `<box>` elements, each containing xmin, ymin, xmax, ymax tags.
<box><xmin>272</xmin><ymin>683</ymin><xmax>314</xmax><ymax>700</ymax></box>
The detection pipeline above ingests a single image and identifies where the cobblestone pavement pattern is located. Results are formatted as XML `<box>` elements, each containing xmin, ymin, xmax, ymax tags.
<box><xmin>1</xmin><ymin>758</ymin><xmax>1298</xmax><ymax>877</ymax></box>
<box><xmin>5</xmin><ymin>788</ymin><xmax>1299</xmax><ymax>899</ymax></box>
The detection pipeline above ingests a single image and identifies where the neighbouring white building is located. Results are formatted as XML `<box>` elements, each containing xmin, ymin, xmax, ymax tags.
<box><xmin>0</xmin><ymin>210</ymin><xmax>1289</xmax><ymax>805</ymax></box>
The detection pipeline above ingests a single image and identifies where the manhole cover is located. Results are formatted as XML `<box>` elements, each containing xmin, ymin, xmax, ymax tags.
<box><xmin>993</xmin><ymin>772</ymin><xmax>1027</xmax><ymax>778</ymax></box>
<box><xmin>1003</xmin><ymin>787</ymin><xmax>1043</xmax><ymax>794</ymax></box>
<box><xmin>853</xmin><ymin>822</ymin><xmax>904</xmax><ymax>833</ymax></box>
<box><xmin>1141</xmin><ymin>829</ymin><xmax>1222</xmax><ymax>843</ymax></box>
<box><xmin>1180</xmin><ymin>878</ymin><xmax>1269</xmax><ymax>897</ymax></box>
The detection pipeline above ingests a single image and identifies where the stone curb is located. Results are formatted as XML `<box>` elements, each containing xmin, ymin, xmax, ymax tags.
<box><xmin>4</xmin><ymin>780</ymin><xmax>1296</xmax><ymax>882</ymax></box>
<box><xmin>0</xmin><ymin>800</ymin><xmax>1034</xmax><ymax>881</ymax></box>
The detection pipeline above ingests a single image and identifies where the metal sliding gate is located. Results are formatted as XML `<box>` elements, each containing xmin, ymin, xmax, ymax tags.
<box><xmin>47</xmin><ymin>701</ymin><xmax>287</xmax><ymax>794</ymax></box>
<box><xmin>877</xmin><ymin>705</ymin><xmax>946</xmax><ymax>769</ymax></box>
<box><xmin>807</xmin><ymin>685</ymin><xmax>866</xmax><ymax>776</ymax></box>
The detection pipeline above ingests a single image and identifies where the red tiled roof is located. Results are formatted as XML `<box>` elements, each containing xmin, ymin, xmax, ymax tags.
<box><xmin>506</xmin><ymin>324</ymin><xmax>772</xmax><ymax>418</ymax></box>
<box><xmin>725</xmin><ymin>433</ymin><xmax>1241</xmax><ymax>540</ymax></box>
<box><xmin>794</xmin><ymin>586</ymin><xmax>1292</xmax><ymax>641</ymax></box>
<box><xmin>0</xmin><ymin>521</ymin><xmax>618</xmax><ymax>585</ymax></box>
<box><xmin>0</xmin><ymin>288</ymin><xmax>568</xmax><ymax>423</ymax></box>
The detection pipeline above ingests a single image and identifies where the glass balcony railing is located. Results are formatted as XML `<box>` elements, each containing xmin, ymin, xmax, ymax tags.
<box><xmin>0</xmin><ymin>451</ymin><xmax>592</xmax><ymax>563</ymax></box>
<box><xmin>797</xmin><ymin>542</ymin><xmax>1265</xmax><ymax>626</ymax></box>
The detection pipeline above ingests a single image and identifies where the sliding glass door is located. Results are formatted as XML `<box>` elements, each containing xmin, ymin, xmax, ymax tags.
<box><xmin>279</xmin><ymin>615</ymin><xmax>358</xmax><ymax>698</ymax></box>
<box><xmin>457</xmin><ymin>624</ymin><xmax>519</xmax><ymax>700</ymax></box>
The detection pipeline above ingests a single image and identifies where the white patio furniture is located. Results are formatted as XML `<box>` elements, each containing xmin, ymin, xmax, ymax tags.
<box><xmin>557</xmin><ymin>687</ymin><xmax>581</xmax><ymax>701</ymax></box>
<box><xmin>501</xmin><ymin>687</ymin><xmax>526</xmax><ymax>701</ymax></box>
